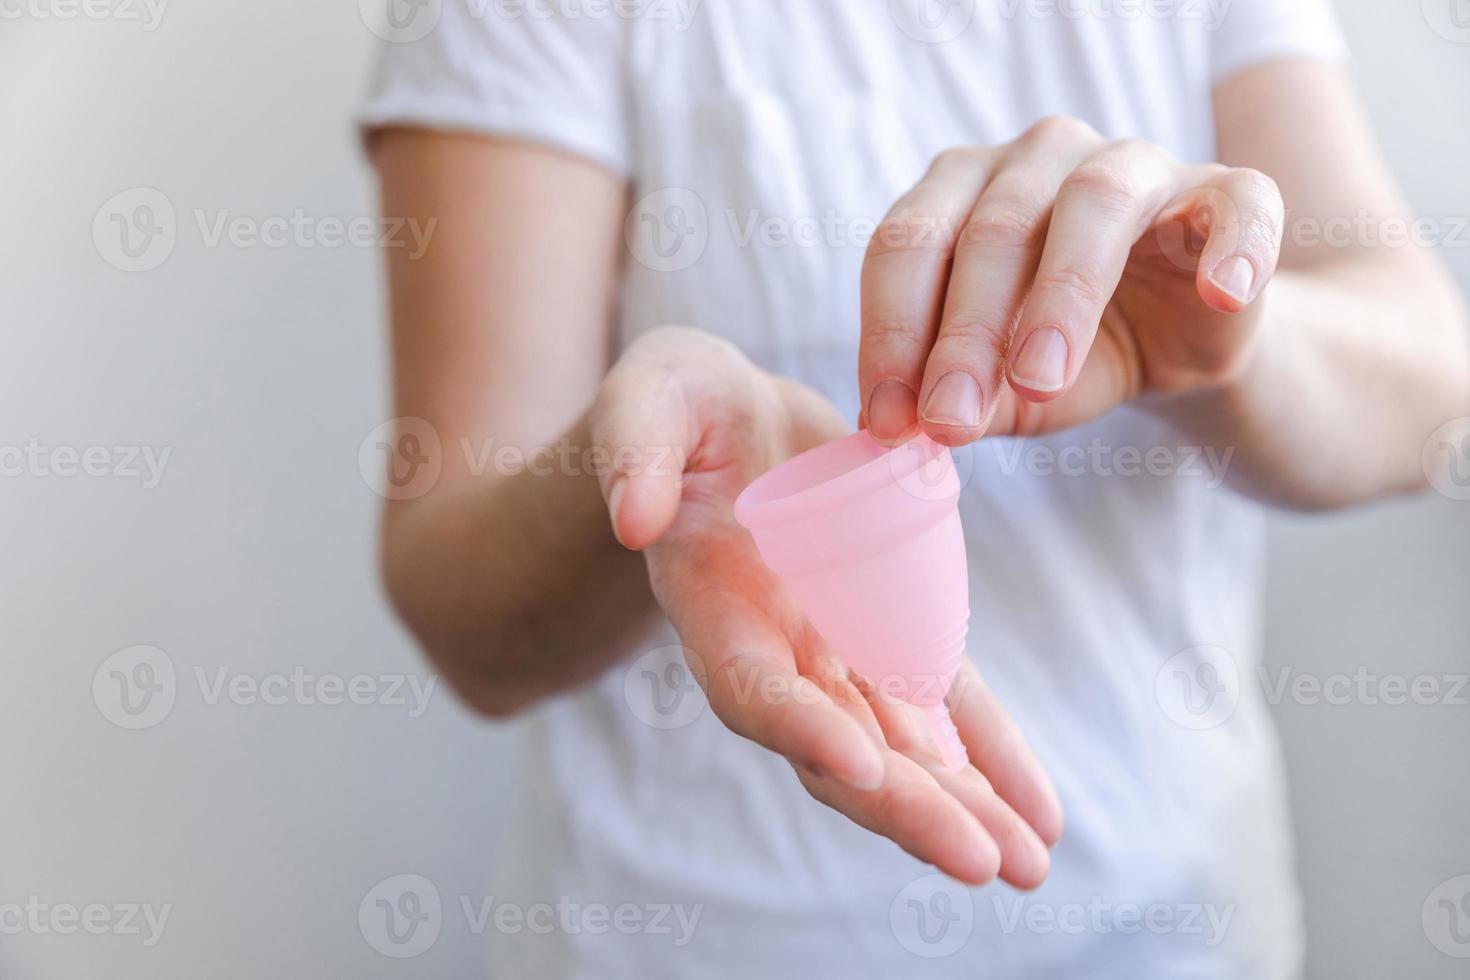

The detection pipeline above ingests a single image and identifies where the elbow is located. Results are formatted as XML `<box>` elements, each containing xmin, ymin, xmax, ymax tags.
<box><xmin>1421</xmin><ymin>265</ymin><xmax>1470</xmax><ymax>422</ymax></box>
<box><xmin>378</xmin><ymin>516</ymin><xmax>538</xmax><ymax>721</ymax></box>
<box><xmin>1418</xmin><ymin>321</ymin><xmax>1470</xmax><ymax>504</ymax></box>
<box><xmin>1442</xmin><ymin>324</ymin><xmax>1470</xmax><ymax>423</ymax></box>
<box><xmin>436</xmin><ymin>664</ymin><xmax>538</xmax><ymax>720</ymax></box>
<box><xmin>1392</xmin><ymin>269</ymin><xmax>1470</xmax><ymax>502</ymax></box>
<box><xmin>388</xmin><ymin>597</ymin><xmax>540</xmax><ymax>721</ymax></box>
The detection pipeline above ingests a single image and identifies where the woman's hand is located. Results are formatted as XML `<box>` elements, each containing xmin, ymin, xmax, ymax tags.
<box><xmin>859</xmin><ymin>115</ymin><xmax>1286</xmax><ymax>444</ymax></box>
<box><xmin>592</xmin><ymin>326</ymin><xmax>1063</xmax><ymax>887</ymax></box>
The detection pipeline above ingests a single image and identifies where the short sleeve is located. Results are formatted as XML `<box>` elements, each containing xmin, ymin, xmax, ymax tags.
<box><xmin>1209</xmin><ymin>0</ymin><xmax>1349</xmax><ymax>85</ymax></box>
<box><xmin>357</xmin><ymin>0</ymin><xmax>631</xmax><ymax>175</ymax></box>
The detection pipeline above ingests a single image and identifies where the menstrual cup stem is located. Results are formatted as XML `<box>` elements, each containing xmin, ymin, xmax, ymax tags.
<box><xmin>918</xmin><ymin>701</ymin><xmax>968</xmax><ymax>771</ymax></box>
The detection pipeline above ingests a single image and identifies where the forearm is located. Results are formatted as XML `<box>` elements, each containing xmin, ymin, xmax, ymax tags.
<box><xmin>382</xmin><ymin>413</ymin><xmax>657</xmax><ymax>716</ymax></box>
<box><xmin>1155</xmin><ymin>256</ymin><xmax>1470</xmax><ymax>509</ymax></box>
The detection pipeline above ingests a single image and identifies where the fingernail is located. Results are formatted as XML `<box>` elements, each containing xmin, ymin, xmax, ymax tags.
<box><xmin>1210</xmin><ymin>255</ymin><xmax>1255</xmax><ymax>303</ymax></box>
<box><xmin>921</xmin><ymin>372</ymin><xmax>982</xmax><ymax>428</ymax></box>
<box><xmin>867</xmin><ymin>380</ymin><xmax>917</xmax><ymax>441</ymax></box>
<box><xmin>606</xmin><ymin>477</ymin><xmax>627</xmax><ymax>538</ymax></box>
<box><xmin>1009</xmin><ymin>327</ymin><xmax>1069</xmax><ymax>393</ymax></box>
<box><xmin>842</xmin><ymin>749</ymin><xmax>886</xmax><ymax>792</ymax></box>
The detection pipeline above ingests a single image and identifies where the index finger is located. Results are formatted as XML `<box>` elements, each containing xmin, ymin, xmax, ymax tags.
<box><xmin>859</xmin><ymin>148</ymin><xmax>995</xmax><ymax>442</ymax></box>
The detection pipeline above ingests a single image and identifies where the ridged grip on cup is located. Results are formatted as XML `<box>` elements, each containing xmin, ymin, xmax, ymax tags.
<box><xmin>734</xmin><ymin>433</ymin><xmax>971</xmax><ymax>771</ymax></box>
<box><xmin>919</xmin><ymin>703</ymin><xmax>968</xmax><ymax>771</ymax></box>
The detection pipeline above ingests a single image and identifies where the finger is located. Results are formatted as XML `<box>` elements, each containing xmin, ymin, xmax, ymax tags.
<box><xmin>790</xmin><ymin>636</ymin><xmax>887</xmax><ymax>744</ymax></box>
<box><xmin>592</xmin><ymin>326</ymin><xmax>777</xmax><ymax>551</ymax></box>
<box><xmin>796</xmin><ymin>754</ymin><xmax>1002</xmax><ymax>886</ymax></box>
<box><xmin>854</xmin><ymin>671</ymin><xmax>1050</xmax><ymax>889</ymax></box>
<box><xmin>711</xmin><ymin>658</ymin><xmax>886</xmax><ymax>791</ymax></box>
<box><xmin>588</xmin><ymin>350</ymin><xmax>695</xmax><ymax>551</ymax></box>
<box><xmin>1008</xmin><ymin>140</ymin><xmax>1182</xmax><ymax>402</ymax></box>
<box><xmin>918</xmin><ymin>117</ymin><xmax>1101</xmax><ymax>445</ymax></box>
<box><xmin>671</xmin><ymin>585</ymin><xmax>887</xmax><ymax>792</ymax></box>
<box><xmin>946</xmin><ymin>660</ymin><xmax>1065</xmax><ymax>847</ymax></box>
<box><xmin>768</xmin><ymin>376</ymin><xmax>853</xmax><ymax>452</ymax></box>
<box><xmin>924</xmin><ymin>759</ymin><xmax>1051</xmax><ymax>890</ymax></box>
<box><xmin>1171</xmin><ymin>167</ymin><xmax>1286</xmax><ymax>314</ymax></box>
<box><xmin>849</xmin><ymin>670</ymin><xmax>945</xmax><ymax>765</ymax></box>
<box><xmin>859</xmin><ymin>148</ymin><xmax>995</xmax><ymax>443</ymax></box>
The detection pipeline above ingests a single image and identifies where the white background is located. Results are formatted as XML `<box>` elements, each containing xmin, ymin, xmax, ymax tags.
<box><xmin>1</xmin><ymin>1</ymin><xmax>1467</xmax><ymax>976</ymax></box>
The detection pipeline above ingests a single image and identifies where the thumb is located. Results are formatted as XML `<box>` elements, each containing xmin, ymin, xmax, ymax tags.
<box><xmin>588</xmin><ymin>353</ymin><xmax>695</xmax><ymax>551</ymax></box>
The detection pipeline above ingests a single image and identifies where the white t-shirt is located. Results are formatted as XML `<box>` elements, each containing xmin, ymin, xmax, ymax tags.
<box><xmin>361</xmin><ymin>2</ymin><xmax>1347</xmax><ymax>976</ymax></box>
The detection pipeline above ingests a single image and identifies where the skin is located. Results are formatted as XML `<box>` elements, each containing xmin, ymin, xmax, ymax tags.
<box><xmin>860</xmin><ymin>64</ymin><xmax>1469</xmax><ymax>508</ymax></box>
<box><xmin>370</xmin><ymin>60</ymin><xmax>1469</xmax><ymax>887</ymax></box>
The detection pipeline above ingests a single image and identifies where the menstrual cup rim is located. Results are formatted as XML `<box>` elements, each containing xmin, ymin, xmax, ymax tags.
<box><xmin>733</xmin><ymin>431</ymin><xmax>944</xmax><ymax>531</ymax></box>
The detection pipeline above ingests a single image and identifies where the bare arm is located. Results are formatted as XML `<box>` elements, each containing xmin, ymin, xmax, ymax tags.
<box><xmin>857</xmin><ymin>61</ymin><xmax>1470</xmax><ymax>510</ymax></box>
<box><xmin>370</xmin><ymin>129</ymin><xmax>1063</xmax><ymax>887</ymax></box>
<box><xmin>373</xmin><ymin>130</ymin><xmax>651</xmax><ymax>715</ymax></box>
<box><xmin>1164</xmin><ymin>61</ymin><xmax>1470</xmax><ymax>507</ymax></box>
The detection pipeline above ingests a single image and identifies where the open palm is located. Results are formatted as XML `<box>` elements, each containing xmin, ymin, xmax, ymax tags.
<box><xmin>592</xmin><ymin>327</ymin><xmax>1062</xmax><ymax>886</ymax></box>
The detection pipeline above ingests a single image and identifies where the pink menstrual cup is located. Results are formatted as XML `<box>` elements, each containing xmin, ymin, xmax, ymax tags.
<box><xmin>734</xmin><ymin>432</ymin><xmax>970</xmax><ymax>770</ymax></box>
